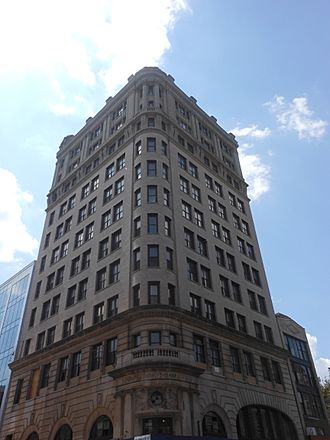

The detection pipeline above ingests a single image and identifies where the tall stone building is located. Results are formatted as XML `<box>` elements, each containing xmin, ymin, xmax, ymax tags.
<box><xmin>1</xmin><ymin>67</ymin><xmax>309</xmax><ymax>440</ymax></box>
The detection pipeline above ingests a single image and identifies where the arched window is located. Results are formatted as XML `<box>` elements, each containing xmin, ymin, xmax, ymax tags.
<box><xmin>202</xmin><ymin>411</ymin><xmax>227</xmax><ymax>437</ymax></box>
<box><xmin>27</xmin><ymin>433</ymin><xmax>39</xmax><ymax>440</ymax></box>
<box><xmin>54</xmin><ymin>424</ymin><xmax>72</xmax><ymax>440</ymax></box>
<box><xmin>237</xmin><ymin>405</ymin><xmax>298</xmax><ymax>440</ymax></box>
<box><xmin>89</xmin><ymin>416</ymin><xmax>113</xmax><ymax>440</ymax></box>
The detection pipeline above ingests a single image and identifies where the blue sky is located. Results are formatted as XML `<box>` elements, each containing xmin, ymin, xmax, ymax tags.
<box><xmin>0</xmin><ymin>0</ymin><xmax>329</xmax><ymax>377</ymax></box>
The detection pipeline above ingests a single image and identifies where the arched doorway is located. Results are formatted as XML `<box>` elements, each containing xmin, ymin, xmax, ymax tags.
<box><xmin>89</xmin><ymin>416</ymin><xmax>113</xmax><ymax>440</ymax></box>
<box><xmin>54</xmin><ymin>424</ymin><xmax>72</xmax><ymax>440</ymax></box>
<box><xmin>202</xmin><ymin>411</ymin><xmax>227</xmax><ymax>437</ymax></box>
<box><xmin>237</xmin><ymin>405</ymin><xmax>298</xmax><ymax>440</ymax></box>
<box><xmin>26</xmin><ymin>434</ymin><xmax>39</xmax><ymax>440</ymax></box>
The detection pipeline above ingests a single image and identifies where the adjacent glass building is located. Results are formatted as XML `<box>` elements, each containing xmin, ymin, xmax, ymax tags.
<box><xmin>0</xmin><ymin>262</ymin><xmax>34</xmax><ymax>419</ymax></box>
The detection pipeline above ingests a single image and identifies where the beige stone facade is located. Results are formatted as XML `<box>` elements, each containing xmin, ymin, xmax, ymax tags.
<box><xmin>1</xmin><ymin>68</ymin><xmax>307</xmax><ymax>439</ymax></box>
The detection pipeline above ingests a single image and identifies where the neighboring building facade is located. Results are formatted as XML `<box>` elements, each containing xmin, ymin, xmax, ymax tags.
<box><xmin>277</xmin><ymin>313</ymin><xmax>330</xmax><ymax>438</ymax></box>
<box><xmin>0</xmin><ymin>262</ymin><xmax>34</xmax><ymax>422</ymax></box>
<box><xmin>1</xmin><ymin>68</ymin><xmax>306</xmax><ymax>440</ymax></box>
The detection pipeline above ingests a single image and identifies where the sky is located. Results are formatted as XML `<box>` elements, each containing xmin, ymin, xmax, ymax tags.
<box><xmin>0</xmin><ymin>0</ymin><xmax>329</xmax><ymax>378</ymax></box>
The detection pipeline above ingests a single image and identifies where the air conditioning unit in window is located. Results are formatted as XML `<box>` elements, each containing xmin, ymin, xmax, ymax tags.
<box><xmin>213</xmin><ymin>366</ymin><xmax>220</xmax><ymax>373</ymax></box>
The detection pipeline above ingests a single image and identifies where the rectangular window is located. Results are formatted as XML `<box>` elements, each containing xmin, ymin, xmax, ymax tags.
<box><xmin>231</xmin><ymin>282</ymin><xmax>242</xmax><ymax>303</ymax></box>
<box><xmin>115</xmin><ymin>176</ymin><xmax>125</xmax><ymax>195</ymax></box>
<box><xmin>105</xmin><ymin>337</ymin><xmax>118</xmax><ymax>365</ymax></box>
<box><xmin>85</xmin><ymin>223</ymin><xmax>94</xmax><ymax>241</ymax></box>
<box><xmin>81</xmin><ymin>183</ymin><xmax>90</xmax><ymax>200</ymax></box>
<box><xmin>107</xmin><ymin>296</ymin><xmax>118</xmax><ymax>318</ymax></box>
<box><xmin>246</xmin><ymin>243</ymin><xmax>255</xmax><ymax>260</ymax></box>
<box><xmin>101</xmin><ymin>210</ymin><xmax>112</xmax><ymax>230</ymax></box>
<box><xmin>134</xmin><ymin>216</ymin><xmax>141</xmax><ymax>236</ymax></box>
<box><xmin>188</xmin><ymin>162</ymin><xmax>198</xmax><ymax>178</ymax></box>
<box><xmin>237</xmin><ymin>314</ymin><xmax>247</xmax><ymax>333</ymax></box>
<box><xmin>147</xmin><ymin>213</ymin><xmax>158</xmax><ymax>233</ymax></box>
<box><xmin>55</xmin><ymin>266</ymin><xmax>65</xmax><ymax>286</ymax></box>
<box><xmin>225</xmin><ymin>308</ymin><xmax>235</xmax><ymax>329</ymax></box>
<box><xmin>149</xmin><ymin>331</ymin><xmax>161</xmax><ymax>345</ymax></box>
<box><xmin>162</xmin><ymin>163</ymin><xmax>169</xmax><ymax>180</ymax></box>
<box><xmin>116</xmin><ymin>154</ymin><xmax>125</xmax><ymax>170</ymax></box>
<box><xmin>93</xmin><ymin>302</ymin><xmax>104</xmax><ymax>324</ymax></box>
<box><xmin>75</xmin><ymin>312</ymin><xmax>84</xmax><ymax>332</ymax></box>
<box><xmin>248</xmin><ymin>290</ymin><xmax>258</xmax><ymax>310</ymax></box>
<box><xmin>243</xmin><ymin>351</ymin><xmax>255</xmax><ymax>377</ymax></box>
<box><xmin>227</xmin><ymin>253</ymin><xmax>236</xmax><ymax>272</ymax></box>
<box><xmin>264</xmin><ymin>326</ymin><xmax>274</xmax><ymax>344</ymax></box>
<box><xmin>161</xmin><ymin>140</ymin><xmax>167</xmax><ymax>155</ymax></box>
<box><xmin>57</xmin><ymin>356</ymin><xmax>69</xmax><ymax>382</ymax></box>
<box><xmin>70</xmin><ymin>351</ymin><xmax>82</xmax><ymax>378</ymax></box>
<box><xmin>178</xmin><ymin>154</ymin><xmax>187</xmax><ymax>170</ymax></box>
<box><xmin>166</xmin><ymin>247</ymin><xmax>173</xmax><ymax>270</ymax></box>
<box><xmin>134</xmin><ymin>188</ymin><xmax>141</xmax><ymax>207</ymax></box>
<box><xmin>46</xmin><ymin>326</ymin><xmax>56</xmax><ymax>346</ymax></box>
<box><xmin>201</xmin><ymin>265</ymin><xmax>212</xmax><ymax>288</ymax></box>
<box><xmin>164</xmin><ymin>217</ymin><xmax>171</xmax><ymax>237</ymax></box>
<box><xmin>242</xmin><ymin>220</ymin><xmax>249</xmax><ymax>235</ymax></box>
<box><xmin>230</xmin><ymin>346</ymin><xmax>241</xmax><ymax>373</ymax></box>
<box><xmin>168</xmin><ymin>284</ymin><xmax>175</xmax><ymax>305</ymax></box>
<box><xmin>258</xmin><ymin>295</ymin><xmax>268</xmax><ymax>315</ymax></box>
<box><xmin>261</xmin><ymin>357</ymin><xmax>272</xmax><ymax>381</ymax></box>
<box><xmin>51</xmin><ymin>294</ymin><xmax>60</xmax><ymax>315</ymax></box>
<box><xmin>209</xmin><ymin>339</ymin><xmax>221</xmax><ymax>367</ymax></box>
<box><xmin>205</xmin><ymin>174</ymin><xmax>213</xmax><ymax>190</ymax></box>
<box><xmin>113</xmin><ymin>202</ymin><xmax>123</xmax><ymax>222</ymax></box>
<box><xmin>190</xmin><ymin>293</ymin><xmax>202</xmax><ymax>315</ymax></box>
<box><xmin>193</xmin><ymin>335</ymin><xmax>205</xmax><ymax>363</ymax></box>
<box><xmin>41</xmin><ymin>300</ymin><xmax>50</xmax><ymax>321</ymax></box>
<box><xmin>194</xmin><ymin>209</ymin><xmax>204</xmax><ymax>228</ymax></box>
<box><xmin>62</xmin><ymin>318</ymin><xmax>72</xmax><ymax>338</ymax></box>
<box><xmin>147</xmin><ymin>185</ymin><xmax>157</xmax><ymax>203</ymax></box>
<box><xmin>148</xmin><ymin>282</ymin><xmax>160</xmax><ymax>304</ymax></box>
<box><xmin>252</xmin><ymin>268</ymin><xmax>261</xmax><ymax>286</ymax></box>
<box><xmin>254</xmin><ymin>321</ymin><xmax>264</xmax><ymax>340</ymax></box>
<box><xmin>147</xmin><ymin>160</ymin><xmax>157</xmax><ymax>176</ymax></box>
<box><xmin>191</xmin><ymin>185</ymin><xmax>201</xmax><ymax>202</ymax></box>
<box><xmin>66</xmin><ymin>285</ymin><xmax>76</xmax><ymax>307</ymax></box>
<box><xmin>133</xmin><ymin>284</ymin><xmax>140</xmax><ymax>306</ymax></box>
<box><xmin>214</xmin><ymin>181</ymin><xmax>223</xmax><ymax>197</ymax></box>
<box><xmin>103</xmin><ymin>185</ymin><xmax>113</xmax><ymax>204</ymax></box>
<box><xmin>187</xmin><ymin>258</ymin><xmax>198</xmax><ymax>282</ymax></box>
<box><xmin>220</xmin><ymin>275</ymin><xmax>230</xmax><ymax>297</ymax></box>
<box><xmin>111</xmin><ymin>228</ymin><xmax>122</xmax><ymax>251</ymax></box>
<box><xmin>91</xmin><ymin>343</ymin><xmax>103</xmax><ymax>370</ymax></box>
<box><xmin>147</xmin><ymin>137</ymin><xmax>156</xmax><ymax>151</ymax></box>
<box><xmin>212</xmin><ymin>221</ymin><xmax>220</xmax><ymax>238</ymax></box>
<box><xmin>184</xmin><ymin>228</ymin><xmax>195</xmax><ymax>249</ymax></box>
<box><xmin>205</xmin><ymin>300</ymin><xmax>216</xmax><ymax>321</ymax></box>
<box><xmin>163</xmin><ymin>188</ymin><xmax>170</xmax><ymax>206</ymax></box>
<box><xmin>40</xmin><ymin>364</ymin><xmax>51</xmax><ymax>389</ymax></box>
<box><xmin>135</xmin><ymin>163</ymin><xmax>142</xmax><ymax>180</ymax></box>
<box><xmin>182</xmin><ymin>201</ymin><xmax>192</xmax><ymax>220</ymax></box>
<box><xmin>78</xmin><ymin>278</ymin><xmax>88</xmax><ymax>301</ymax></box>
<box><xmin>180</xmin><ymin>176</ymin><xmax>189</xmax><ymax>194</ymax></box>
<box><xmin>208</xmin><ymin>196</ymin><xmax>216</xmax><ymax>212</ymax></box>
<box><xmin>13</xmin><ymin>378</ymin><xmax>23</xmax><ymax>404</ymax></box>
<box><xmin>105</xmin><ymin>163</ymin><xmax>115</xmax><ymax>180</ymax></box>
<box><xmin>96</xmin><ymin>268</ymin><xmax>107</xmax><ymax>291</ymax></box>
<box><xmin>133</xmin><ymin>247</ymin><xmax>141</xmax><ymax>271</ymax></box>
<box><xmin>272</xmin><ymin>360</ymin><xmax>282</xmax><ymax>384</ymax></box>
<box><xmin>81</xmin><ymin>249</ymin><xmax>91</xmax><ymax>270</ymax></box>
<box><xmin>222</xmin><ymin>227</ymin><xmax>231</xmax><ymax>245</ymax></box>
<box><xmin>109</xmin><ymin>260</ymin><xmax>120</xmax><ymax>283</ymax></box>
<box><xmin>29</xmin><ymin>308</ymin><xmax>36</xmax><ymax>327</ymax></box>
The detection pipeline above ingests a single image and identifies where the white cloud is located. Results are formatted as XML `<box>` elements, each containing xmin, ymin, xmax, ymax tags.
<box><xmin>238</xmin><ymin>146</ymin><xmax>271</xmax><ymax>201</ymax></box>
<box><xmin>0</xmin><ymin>0</ymin><xmax>189</xmax><ymax>99</ymax></box>
<box><xmin>266</xmin><ymin>95</ymin><xmax>328</xmax><ymax>139</ymax></box>
<box><xmin>0</xmin><ymin>168</ymin><xmax>38</xmax><ymax>262</ymax></box>
<box><xmin>231</xmin><ymin>125</ymin><xmax>271</xmax><ymax>139</ymax></box>
<box><xmin>307</xmin><ymin>333</ymin><xmax>330</xmax><ymax>380</ymax></box>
